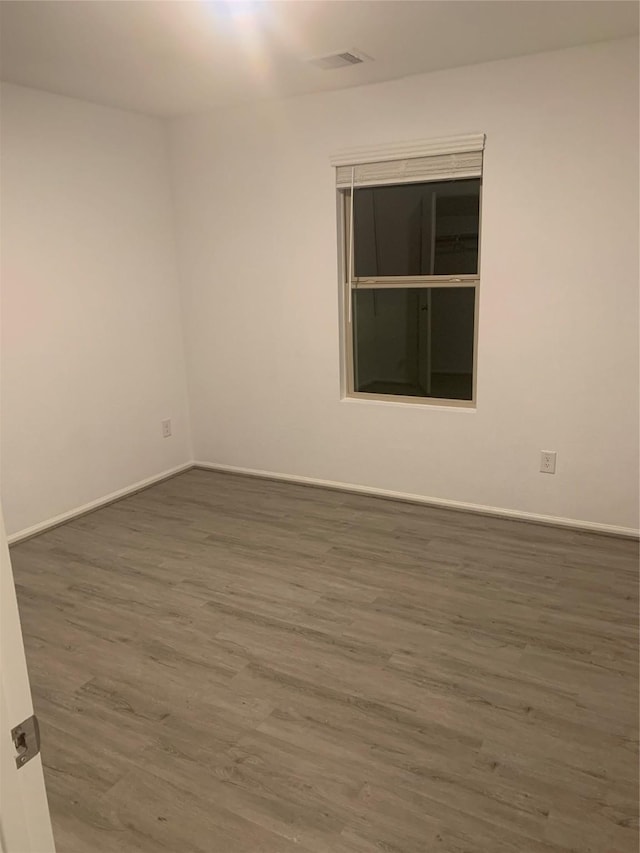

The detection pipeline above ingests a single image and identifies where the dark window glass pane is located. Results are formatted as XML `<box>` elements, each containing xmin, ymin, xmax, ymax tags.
<box><xmin>433</xmin><ymin>184</ymin><xmax>480</xmax><ymax>275</ymax></box>
<box><xmin>352</xmin><ymin>287</ymin><xmax>475</xmax><ymax>401</ymax></box>
<box><xmin>353</xmin><ymin>179</ymin><xmax>480</xmax><ymax>278</ymax></box>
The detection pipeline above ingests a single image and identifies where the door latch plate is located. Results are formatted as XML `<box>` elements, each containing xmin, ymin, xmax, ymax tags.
<box><xmin>11</xmin><ymin>714</ymin><xmax>41</xmax><ymax>769</ymax></box>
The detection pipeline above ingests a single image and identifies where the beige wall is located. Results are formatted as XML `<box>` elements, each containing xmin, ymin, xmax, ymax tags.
<box><xmin>0</xmin><ymin>84</ymin><xmax>191</xmax><ymax>535</ymax></box>
<box><xmin>169</xmin><ymin>38</ymin><xmax>639</xmax><ymax>531</ymax></box>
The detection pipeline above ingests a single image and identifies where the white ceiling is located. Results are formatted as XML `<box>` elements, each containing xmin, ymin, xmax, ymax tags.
<box><xmin>1</xmin><ymin>1</ymin><xmax>637</xmax><ymax>118</ymax></box>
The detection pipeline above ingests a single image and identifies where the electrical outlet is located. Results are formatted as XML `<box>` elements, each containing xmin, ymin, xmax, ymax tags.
<box><xmin>540</xmin><ymin>450</ymin><xmax>556</xmax><ymax>474</ymax></box>
<box><xmin>161</xmin><ymin>419</ymin><xmax>172</xmax><ymax>439</ymax></box>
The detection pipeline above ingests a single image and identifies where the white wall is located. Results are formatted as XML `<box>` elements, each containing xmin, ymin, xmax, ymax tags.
<box><xmin>0</xmin><ymin>84</ymin><xmax>191</xmax><ymax>536</ymax></box>
<box><xmin>169</xmin><ymin>38</ymin><xmax>639</xmax><ymax>531</ymax></box>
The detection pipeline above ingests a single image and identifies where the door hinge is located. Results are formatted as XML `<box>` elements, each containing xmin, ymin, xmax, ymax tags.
<box><xmin>11</xmin><ymin>714</ymin><xmax>41</xmax><ymax>769</ymax></box>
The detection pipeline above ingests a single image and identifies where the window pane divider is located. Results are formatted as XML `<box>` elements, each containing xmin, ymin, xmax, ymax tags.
<box><xmin>352</xmin><ymin>275</ymin><xmax>479</xmax><ymax>289</ymax></box>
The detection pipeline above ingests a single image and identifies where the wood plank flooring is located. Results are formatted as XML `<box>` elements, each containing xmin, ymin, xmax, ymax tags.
<box><xmin>11</xmin><ymin>468</ymin><xmax>639</xmax><ymax>852</ymax></box>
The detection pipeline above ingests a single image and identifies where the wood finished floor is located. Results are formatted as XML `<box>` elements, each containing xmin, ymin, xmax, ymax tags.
<box><xmin>11</xmin><ymin>468</ymin><xmax>639</xmax><ymax>853</ymax></box>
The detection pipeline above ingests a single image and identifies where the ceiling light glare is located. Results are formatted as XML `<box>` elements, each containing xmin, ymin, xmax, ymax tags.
<box><xmin>208</xmin><ymin>0</ymin><xmax>263</xmax><ymax>22</ymax></box>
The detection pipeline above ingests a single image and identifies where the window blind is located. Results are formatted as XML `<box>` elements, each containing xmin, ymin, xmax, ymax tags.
<box><xmin>332</xmin><ymin>133</ymin><xmax>485</xmax><ymax>188</ymax></box>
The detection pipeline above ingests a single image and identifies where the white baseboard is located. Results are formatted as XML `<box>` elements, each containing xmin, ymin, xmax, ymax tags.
<box><xmin>7</xmin><ymin>463</ymin><xmax>193</xmax><ymax>545</ymax></box>
<box><xmin>194</xmin><ymin>461</ymin><xmax>640</xmax><ymax>540</ymax></box>
<box><xmin>8</xmin><ymin>459</ymin><xmax>638</xmax><ymax>544</ymax></box>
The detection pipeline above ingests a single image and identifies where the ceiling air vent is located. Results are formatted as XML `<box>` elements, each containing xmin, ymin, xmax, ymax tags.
<box><xmin>309</xmin><ymin>49</ymin><xmax>371</xmax><ymax>71</ymax></box>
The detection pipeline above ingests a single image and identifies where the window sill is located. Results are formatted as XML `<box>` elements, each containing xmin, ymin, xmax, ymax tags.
<box><xmin>341</xmin><ymin>394</ymin><xmax>476</xmax><ymax>411</ymax></box>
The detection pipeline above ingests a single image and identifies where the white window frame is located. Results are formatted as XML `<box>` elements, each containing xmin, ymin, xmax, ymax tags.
<box><xmin>332</xmin><ymin>134</ymin><xmax>485</xmax><ymax>408</ymax></box>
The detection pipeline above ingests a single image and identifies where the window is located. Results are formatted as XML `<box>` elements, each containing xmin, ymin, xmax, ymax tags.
<box><xmin>332</xmin><ymin>134</ymin><xmax>485</xmax><ymax>406</ymax></box>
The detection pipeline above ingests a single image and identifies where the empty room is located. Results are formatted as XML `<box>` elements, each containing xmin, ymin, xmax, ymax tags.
<box><xmin>1</xmin><ymin>1</ymin><xmax>638</xmax><ymax>851</ymax></box>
